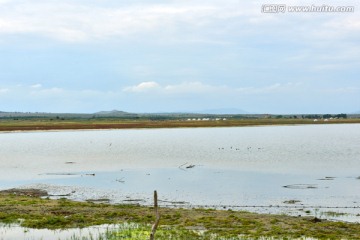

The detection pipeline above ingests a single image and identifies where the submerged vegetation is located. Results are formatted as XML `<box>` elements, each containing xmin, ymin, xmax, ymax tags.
<box><xmin>1</xmin><ymin>192</ymin><xmax>360</xmax><ymax>239</ymax></box>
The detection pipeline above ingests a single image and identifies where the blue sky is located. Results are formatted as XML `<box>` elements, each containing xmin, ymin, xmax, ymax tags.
<box><xmin>0</xmin><ymin>0</ymin><xmax>359</xmax><ymax>114</ymax></box>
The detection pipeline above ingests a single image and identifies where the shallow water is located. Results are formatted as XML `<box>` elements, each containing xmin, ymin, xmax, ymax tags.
<box><xmin>1</xmin><ymin>124</ymin><xmax>360</xmax><ymax>224</ymax></box>
<box><xmin>0</xmin><ymin>223</ymin><xmax>125</xmax><ymax>240</ymax></box>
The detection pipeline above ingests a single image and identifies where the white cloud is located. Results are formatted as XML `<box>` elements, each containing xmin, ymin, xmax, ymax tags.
<box><xmin>0</xmin><ymin>88</ymin><xmax>9</xmax><ymax>94</ymax></box>
<box><xmin>0</xmin><ymin>0</ymin><xmax>358</xmax><ymax>48</ymax></box>
<box><xmin>1</xmin><ymin>80</ymin><xmax>357</xmax><ymax>113</ymax></box>
<box><xmin>0</xmin><ymin>1</ymin><xmax>295</xmax><ymax>44</ymax></box>
<box><xmin>0</xmin><ymin>84</ymin><xmax>115</xmax><ymax>112</ymax></box>
<box><xmin>325</xmin><ymin>17</ymin><xmax>360</xmax><ymax>32</ymax></box>
<box><xmin>322</xmin><ymin>87</ymin><xmax>360</xmax><ymax>94</ymax></box>
<box><xmin>124</xmin><ymin>81</ymin><xmax>225</xmax><ymax>94</ymax></box>
<box><xmin>0</xmin><ymin>1</ymin><xmax>357</xmax><ymax>114</ymax></box>
<box><xmin>31</xmin><ymin>87</ymin><xmax>64</xmax><ymax>96</ymax></box>
<box><xmin>2</xmin><ymin>84</ymin><xmax>107</xmax><ymax>100</ymax></box>
<box><xmin>0</xmin><ymin>84</ymin><xmax>63</xmax><ymax>96</ymax></box>
<box><xmin>163</xmin><ymin>81</ymin><xmax>225</xmax><ymax>93</ymax></box>
<box><xmin>131</xmin><ymin>66</ymin><xmax>156</xmax><ymax>77</ymax></box>
<box><xmin>0</xmin><ymin>0</ymin><xmax>357</xmax><ymax>49</ymax></box>
<box><xmin>30</xmin><ymin>84</ymin><xmax>42</xmax><ymax>89</ymax></box>
<box><xmin>235</xmin><ymin>82</ymin><xmax>303</xmax><ymax>94</ymax></box>
<box><xmin>0</xmin><ymin>1</ymin><xmax>235</xmax><ymax>42</ymax></box>
<box><xmin>123</xmin><ymin>81</ymin><xmax>160</xmax><ymax>92</ymax></box>
<box><xmin>123</xmin><ymin>81</ymin><xmax>303</xmax><ymax>95</ymax></box>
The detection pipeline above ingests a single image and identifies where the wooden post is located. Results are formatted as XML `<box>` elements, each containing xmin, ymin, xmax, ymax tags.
<box><xmin>150</xmin><ymin>190</ymin><xmax>160</xmax><ymax>240</ymax></box>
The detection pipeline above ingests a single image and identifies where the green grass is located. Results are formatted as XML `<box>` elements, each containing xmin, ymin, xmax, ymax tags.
<box><xmin>67</xmin><ymin>222</ymin><xmax>320</xmax><ymax>240</ymax></box>
<box><xmin>1</xmin><ymin>193</ymin><xmax>360</xmax><ymax>239</ymax></box>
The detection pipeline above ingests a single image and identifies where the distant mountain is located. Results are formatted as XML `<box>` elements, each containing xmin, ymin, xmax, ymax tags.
<box><xmin>195</xmin><ymin>108</ymin><xmax>249</xmax><ymax>115</ymax></box>
<box><xmin>94</xmin><ymin>110</ymin><xmax>128</xmax><ymax>115</ymax></box>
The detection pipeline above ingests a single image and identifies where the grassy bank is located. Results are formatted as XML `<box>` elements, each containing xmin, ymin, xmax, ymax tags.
<box><xmin>0</xmin><ymin>191</ymin><xmax>360</xmax><ymax>239</ymax></box>
<box><xmin>1</xmin><ymin>118</ymin><xmax>360</xmax><ymax>132</ymax></box>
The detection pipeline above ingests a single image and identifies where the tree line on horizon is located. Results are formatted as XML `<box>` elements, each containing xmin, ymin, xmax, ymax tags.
<box><xmin>275</xmin><ymin>113</ymin><xmax>348</xmax><ymax>119</ymax></box>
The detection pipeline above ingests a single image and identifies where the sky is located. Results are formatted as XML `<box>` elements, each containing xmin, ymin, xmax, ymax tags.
<box><xmin>0</xmin><ymin>0</ymin><xmax>359</xmax><ymax>114</ymax></box>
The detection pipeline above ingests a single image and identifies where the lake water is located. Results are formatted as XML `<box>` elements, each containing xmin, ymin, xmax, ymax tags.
<box><xmin>1</xmin><ymin>124</ymin><xmax>360</xmax><ymax>227</ymax></box>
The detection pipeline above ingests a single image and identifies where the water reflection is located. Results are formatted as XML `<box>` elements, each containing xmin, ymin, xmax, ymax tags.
<box><xmin>7</xmin><ymin>167</ymin><xmax>360</xmax><ymax>223</ymax></box>
<box><xmin>0</xmin><ymin>124</ymin><xmax>360</xmax><ymax>226</ymax></box>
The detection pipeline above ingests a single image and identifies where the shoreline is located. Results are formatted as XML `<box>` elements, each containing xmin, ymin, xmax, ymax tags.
<box><xmin>1</xmin><ymin>119</ymin><xmax>360</xmax><ymax>132</ymax></box>
<box><xmin>1</xmin><ymin>189</ymin><xmax>360</xmax><ymax>239</ymax></box>
<box><xmin>2</xmin><ymin>120</ymin><xmax>360</xmax><ymax>239</ymax></box>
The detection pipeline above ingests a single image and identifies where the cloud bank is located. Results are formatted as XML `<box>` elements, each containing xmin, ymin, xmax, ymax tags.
<box><xmin>0</xmin><ymin>0</ymin><xmax>359</xmax><ymax>113</ymax></box>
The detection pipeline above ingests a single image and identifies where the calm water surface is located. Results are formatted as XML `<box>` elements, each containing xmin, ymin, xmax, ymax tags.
<box><xmin>1</xmin><ymin>124</ymin><xmax>360</xmax><ymax>223</ymax></box>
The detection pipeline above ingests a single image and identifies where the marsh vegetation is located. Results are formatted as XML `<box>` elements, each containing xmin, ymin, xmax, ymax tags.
<box><xmin>1</xmin><ymin>192</ymin><xmax>360</xmax><ymax>239</ymax></box>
